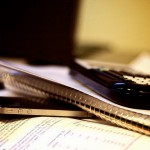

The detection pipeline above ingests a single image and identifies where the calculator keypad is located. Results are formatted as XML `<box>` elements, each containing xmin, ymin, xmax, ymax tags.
<box><xmin>94</xmin><ymin>67</ymin><xmax>150</xmax><ymax>87</ymax></box>
<box><xmin>124</xmin><ymin>75</ymin><xmax>150</xmax><ymax>85</ymax></box>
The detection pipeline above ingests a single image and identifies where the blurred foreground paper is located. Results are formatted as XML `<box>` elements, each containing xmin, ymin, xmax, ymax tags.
<box><xmin>129</xmin><ymin>52</ymin><xmax>150</xmax><ymax>74</ymax></box>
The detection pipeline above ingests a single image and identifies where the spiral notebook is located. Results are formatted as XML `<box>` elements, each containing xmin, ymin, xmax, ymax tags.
<box><xmin>0</xmin><ymin>60</ymin><xmax>150</xmax><ymax>136</ymax></box>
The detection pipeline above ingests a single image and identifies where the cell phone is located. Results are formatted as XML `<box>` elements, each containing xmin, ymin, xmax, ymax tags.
<box><xmin>0</xmin><ymin>95</ymin><xmax>93</xmax><ymax>118</ymax></box>
<box><xmin>69</xmin><ymin>60</ymin><xmax>150</xmax><ymax>109</ymax></box>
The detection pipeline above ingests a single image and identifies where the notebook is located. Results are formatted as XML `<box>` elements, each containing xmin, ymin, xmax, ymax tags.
<box><xmin>0</xmin><ymin>59</ymin><xmax>150</xmax><ymax>136</ymax></box>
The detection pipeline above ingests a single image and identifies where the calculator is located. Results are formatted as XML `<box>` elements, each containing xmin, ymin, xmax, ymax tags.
<box><xmin>69</xmin><ymin>60</ymin><xmax>150</xmax><ymax>109</ymax></box>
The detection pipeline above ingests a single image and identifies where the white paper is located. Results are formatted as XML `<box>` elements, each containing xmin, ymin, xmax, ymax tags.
<box><xmin>0</xmin><ymin>117</ymin><xmax>150</xmax><ymax>150</ymax></box>
<box><xmin>129</xmin><ymin>52</ymin><xmax>150</xmax><ymax>74</ymax></box>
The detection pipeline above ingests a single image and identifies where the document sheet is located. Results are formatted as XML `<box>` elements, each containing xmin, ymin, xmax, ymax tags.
<box><xmin>1</xmin><ymin>117</ymin><xmax>150</xmax><ymax>150</ymax></box>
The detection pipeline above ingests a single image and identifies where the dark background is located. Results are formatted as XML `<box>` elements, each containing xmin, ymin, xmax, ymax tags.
<box><xmin>0</xmin><ymin>0</ymin><xmax>79</xmax><ymax>64</ymax></box>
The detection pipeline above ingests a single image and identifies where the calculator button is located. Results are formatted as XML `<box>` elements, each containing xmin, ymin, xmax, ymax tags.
<box><xmin>104</xmin><ymin>70</ymin><xmax>123</xmax><ymax>79</ymax></box>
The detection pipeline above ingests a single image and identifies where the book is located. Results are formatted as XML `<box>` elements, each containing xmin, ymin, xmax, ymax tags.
<box><xmin>0</xmin><ymin>59</ymin><xmax>150</xmax><ymax>137</ymax></box>
<box><xmin>1</xmin><ymin>116</ymin><xmax>150</xmax><ymax>149</ymax></box>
